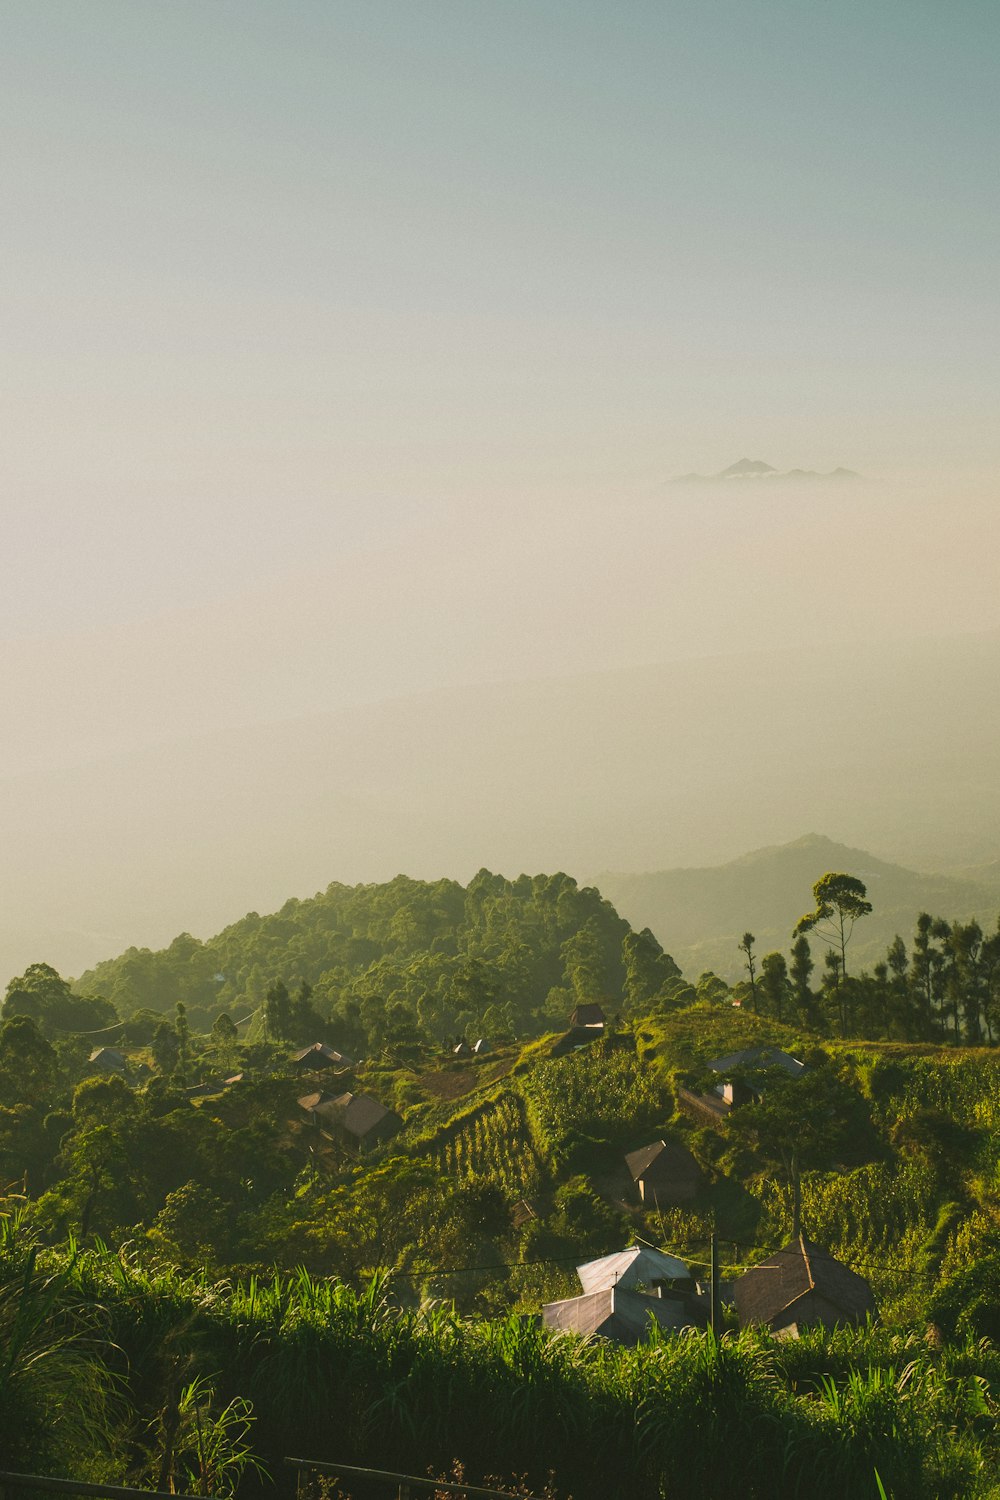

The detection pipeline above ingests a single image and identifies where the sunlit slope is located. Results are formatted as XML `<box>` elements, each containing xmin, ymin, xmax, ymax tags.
<box><xmin>3</xmin><ymin>628</ymin><xmax>1000</xmax><ymax>982</ymax></box>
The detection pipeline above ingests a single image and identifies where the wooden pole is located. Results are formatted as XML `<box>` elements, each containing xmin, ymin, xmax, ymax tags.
<box><xmin>710</xmin><ymin>1219</ymin><xmax>720</xmax><ymax>1335</ymax></box>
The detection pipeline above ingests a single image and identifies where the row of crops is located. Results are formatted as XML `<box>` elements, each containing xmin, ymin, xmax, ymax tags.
<box><xmin>423</xmin><ymin>1089</ymin><xmax>544</xmax><ymax>1197</ymax></box>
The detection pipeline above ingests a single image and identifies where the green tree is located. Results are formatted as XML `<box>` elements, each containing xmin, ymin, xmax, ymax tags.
<box><xmin>757</xmin><ymin>952</ymin><xmax>789</xmax><ymax>1023</ymax></box>
<box><xmin>263</xmin><ymin>980</ymin><xmax>292</xmax><ymax>1043</ymax></box>
<box><xmin>174</xmin><ymin>1001</ymin><xmax>192</xmax><ymax>1083</ymax></box>
<box><xmin>737</xmin><ymin>932</ymin><xmax>758</xmax><ymax>1014</ymax></box>
<box><xmin>2</xmin><ymin>964</ymin><xmax>115</xmax><ymax>1037</ymax></box>
<box><xmin>789</xmin><ymin>935</ymin><xmax>817</xmax><ymax>1027</ymax></box>
<box><xmin>622</xmin><ymin>928</ymin><xmax>680</xmax><ymax>1012</ymax></box>
<box><xmin>794</xmin><ymin>872</ymin><xmax>873</xmax><ymax>981</ymax></box>
<box><xmin>152</xmin><ymin>1019</ymin><xmax>180</xmax><ymax>1076</ymax></box>
<box><xmin>211</xmin><ymin>1013</ymin><xmax>240</xmax><ymax>1070</ymax></box>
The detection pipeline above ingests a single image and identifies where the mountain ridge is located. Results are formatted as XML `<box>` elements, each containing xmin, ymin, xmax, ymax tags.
<box><xmin>595</xmin><ymin>834</ymin><xmax>1000</xmax><ymax>982</ymax></box>
<box><xmin>674</xmin><ymin>457</ymin><xmax>861</xmax><ymax>483</ymax></box>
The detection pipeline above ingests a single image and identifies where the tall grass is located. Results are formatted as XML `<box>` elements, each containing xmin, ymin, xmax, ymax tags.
<box><xmin>6</xmin><ymin>1235</ymin><xmax>996</xmax><ymax>1500</ymax></box>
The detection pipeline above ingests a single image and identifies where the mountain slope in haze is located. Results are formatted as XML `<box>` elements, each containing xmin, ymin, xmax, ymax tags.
<box><xmin>4</xmin><ymin>629</ymin><xmax>1000</xmax><ymax>985</ymax></box>
<box><xmin>596</xmin><ymin>834</ymin><xmax>1000</xmax><ymax>982</ymax></box>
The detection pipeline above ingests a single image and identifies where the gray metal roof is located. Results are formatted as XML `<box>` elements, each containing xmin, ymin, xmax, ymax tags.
<box><xmin>707</xmin><ymin>1046</ymin><xmax>805</xmax><ymax>1077</ymax></box>
<box><xmin>543</xmin><ymin>1285</ymin><xmax>704</xmax><ymax>1344</ymax></box>
<box><xmin>577</xmin><ymin>1244</ymin><xmax>690</xmax><ymax>1294</ymax></box>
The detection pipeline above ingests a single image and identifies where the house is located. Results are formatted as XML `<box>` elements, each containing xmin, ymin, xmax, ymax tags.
<box><xmin>542</xmin><ymin>1284</ymin><xmax>706</xmax><ymax>1344</ymax></box>
<box><xmin>733</xmin><ymin>1234</ymin><xmax>876</xmax><ymax>1334</ymax></box>
<box><xmin>692</xmin><ymin>1044</ymin><xmax>809</xmax><ymax>1116</ymax></box>
<box><xmin>625</xmin><ymin>1140</ymin><xmax>703</xmax><ymax>1205</ymax></box>
<box><xmin>550</xmin><ymin>1003</ymin><xmax>611</xmax><ymax>1055</ymax></box>
<box><xmin>569</xmin><ymin>1003</ymin><xmax>606</xmax><ymax>1031</ymax></box>
<box><xmin>542</xmin><ymin>1244</ymin><xmax>708</xmax><ymax>1345</ymax></box>
<box><xmin>452</xmin><ymin>1040</ymin><xmax>472</xmax><ymax>1058</ymax></box>
<box><xmin>298</xmin><ymin>1090</ymin><xmax>402</xmax><ymax>1151</ymax></box>
<box><xmin>576</xmin><ymin>1244</ymin><xmax>691</xmax><ymax>1294</ymax></box>
<box><xmin>88</xmin><ymin>1046</ymin><xmax>127</xmax><ymax>1075</ymax></box>
<box><xmin>291</xmin><ymin>1042</ymin><xmax>355</xmax><ymax>1072</ymax></box>
<box><xmin>472</xmin><ymin>1037</ymin><xmax>490</xmax><ymax>1055</ymax></box>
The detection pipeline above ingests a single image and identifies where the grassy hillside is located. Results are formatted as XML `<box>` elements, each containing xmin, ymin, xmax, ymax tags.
<box><xmin>6</xmin><ymin>1005</ymin><xmax>1000</xmax><ymax>1497</ymax></box>
<box><xmin>597</xmin><ymin>832</ymin><xmax>1000</xmax><ymax>981</ymax></box>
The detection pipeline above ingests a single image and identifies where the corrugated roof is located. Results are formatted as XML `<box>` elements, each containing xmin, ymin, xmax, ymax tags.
<box><xmin>707</xmin><ymin>1046</ymin><xmax>805</xmax><ymax>1077</ymax></box>
<box><xmin>577</xmin><ymin>1244</ymin><xmax>690</xmax><ymax>1295</ymax></box>
<box><xmin>291</xmin><ymin>1042</ymin><xmax>354</xmax><ymax>1067</ymax></box>
<box><xmin>733</xmin><ymin>1235</ymin><xmax>876</xmax><ymax>1327</ymax></box>
<box><xmin>543</xmin><ymin>1285</ymin><xmax>705</xmax><ymax>1344</ymax></box>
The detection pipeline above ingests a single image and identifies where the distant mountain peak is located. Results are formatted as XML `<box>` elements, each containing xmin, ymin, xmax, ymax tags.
<box><xmin>672</xmin><ymin>459</ymin><xmax>861</xmax><ymax>485</ymax></box>
<box><xmin>719</xmin><ymin>458</ymin><xmax>777</xmax><ymax>477</ymax></box>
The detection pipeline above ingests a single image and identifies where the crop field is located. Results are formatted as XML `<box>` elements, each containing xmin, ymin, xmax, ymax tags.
<box><xmin>424</xmin><ymin>1090</ymin><xmax>544</xmax><ymax>1197</ymax></box>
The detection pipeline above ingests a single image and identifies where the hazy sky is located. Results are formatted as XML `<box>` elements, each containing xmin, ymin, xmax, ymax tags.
<box><xmin>2</xmin><ymin>3</ymin><xmax>1000</xmax><ymax>972</ymax></box>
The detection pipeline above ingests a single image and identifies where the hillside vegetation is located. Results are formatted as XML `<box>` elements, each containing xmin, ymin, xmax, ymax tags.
<box><xmin>597</xmin><ymin>833</ymin><xmax>1000</xmax><ymax>980</ymax></box>
<box><xmin>5</xmin><ymin>868</ymin><xmax>1000</xmax><ymax>1494</ymax></box>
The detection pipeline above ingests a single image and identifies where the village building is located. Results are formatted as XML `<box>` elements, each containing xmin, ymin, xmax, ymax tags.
<box><xmin>87</xmin><ymin>1046</ymin><xmax>127</xmax><ymax>1075</ymax></box>
<box><xmin>733</xmin><ymin>1234</ymin><xmax>876</xmax><ymax>1335</ymax></box>
<box><xmin>577</xmin><ymin>1244</ymin><xmax>691</xmax><ymax>1294</ymax></box>
<box><xmin>625</xmin><ymin>1140</ymin><xmax>703</xmax><ymax>1205</ymax></box>
<box><xmin>298</xmin><ymin>1089</ymin><xmax>402</xmax><ymax>1152</ymax></box>
<box><xmin>471</xmin><ymin>1037</ymin><xmax>490</xmax><ymax>1055</ymax></box>
<box><xmin>708</xmin><ymin>1046</ymin><xmax>805</xmax><ymax>1106</ymax></box>
<box><xmin>679</xmin><ymin>1045</ymin><xmax>806</xmax><ymax>1121</ymax></box>
<box><xmin>569</xmin><ymin>1003</ymin><xmax>606</xmax><ymax>1031</ymax></box>
<box><xmin>291</xmin><ymin>1042</ymin><xmax>355</xmax><ymax>1072</ymax></box>
<box><xmin>552</xmin><ymin>1003</ymin><xmax>609</xmax><ymax>1056</ymax></box>
<box><xmin>542</xmin><ymin>1284</ymin><xmax>706</xmax><ymax>1344</ymax></box>
<box><xmin>542</xmin><ymin>1244</ymin><xmax>708</xmax><ymax>1345</ymax></box>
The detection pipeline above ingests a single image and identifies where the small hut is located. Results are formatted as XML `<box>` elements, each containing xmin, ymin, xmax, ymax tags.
<box><xmin>88</xmin><ymin>1046</ymin><xmax>127</xmax><ymax>1075</ymax></box>
<box><xmin>291</xmin><ymin>1042</ymin><xmax>355</xmax><ymax>1072</ymax></box>
<box><xmin>569</xmin><ymin>1003</ymin><xmax>606</xmax><ymax>1031</ymax></box>
<box><xmin>625</xmin><ymin>1140</ymin><xmax>703</xmax><ymax>1205</ymax></box>
<box><xmin>707</xmin><ymin>1046</ymin><xmax>805</xmax><ymax>1109</ymax></box>
<box><xmin>733</xmin><ymin>1234</ymin><xmax>876</xmax><ymax>1334</ymax></box>
<box><xmin>298</xmin><ymin>1090</ymin><xmax>401</xmax><ymax>1152</ymax></box>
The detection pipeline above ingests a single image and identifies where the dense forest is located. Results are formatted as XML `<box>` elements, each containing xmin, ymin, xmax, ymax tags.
<box><xmin>4</xmin><ymin>867</ymin><xmax>1000</xmax><ymax>1496</ymax></box>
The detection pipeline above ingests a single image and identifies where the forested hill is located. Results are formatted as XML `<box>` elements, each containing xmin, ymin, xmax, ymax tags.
<box><xmin>597</xmin><ymin>833</ymin><xmax>1000</xmax><ymax>982</ymax></box>
<box><xmin>73</xmin><ymin>871</ymin><xmax>679</xmax><ymax>1046</ymax></box>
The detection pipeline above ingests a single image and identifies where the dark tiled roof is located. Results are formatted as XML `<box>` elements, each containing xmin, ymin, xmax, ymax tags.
<box><xmin>734</xmin><ymin>1235</ymin><xmax>876</xmax><ymax>1327</ymax></box>
<box><xmin>303</xmin><ymin>1090</ymin><xmax>401</xmax><ymax>1141</ymax></box>
<box><xmin>569</xmin><ymin>1003</ymin><xmax>606</xmax><ymax>1028</ymax></box>
<box><xmin>625</xmin><ymin>1139</ymin><xmax>701</xmax><ymax>1188</ymax></box>
<box><xmin>89</xmin><ymin>1046</ymin><xmax>125</xmax><ymax>1065</ymax></box>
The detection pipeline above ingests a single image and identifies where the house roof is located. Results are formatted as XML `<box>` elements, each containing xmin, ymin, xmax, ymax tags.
<box><xmin>300</xmin><ymin>1089</ymin><xmax>401</xmax><ymax>1140</ymax></box>
<box><xmin>625</xmin><ymin>1139</ymin><xmax>701</xmax><ymax>1186</ymax></box>
<box><xmin>707</xmin><ymin>1046</ymin><xmax>805</xmax><ymax>1078</ymax></box>
<box><xmin>733</xmin><ymin>1235</ymin><xmax>876</xmax><ymax>1327</ymax></box>
<box><xmin>89</xmin><ymin>1046</ymin><xmax>125</xmax><ymax>1065</ymax></box>
<box><xmin>577</xmin><ymin>1244</ymin><xmax>690</xmax><ymax>1295</ymax></box>
<box><xmin>291</xmin><ymin>1042</ymin><xmax>355</xmax><ymax>1067</ymax></box>
<box><xmin>569</xmin><ymin>1003</ymin><xmax>606</xmax><ymax>1028</ymax></box>
<box><xmin>543</xmin><ymin>1285</ymin><xmax>704</xmax><ymax>1343</ymax></box>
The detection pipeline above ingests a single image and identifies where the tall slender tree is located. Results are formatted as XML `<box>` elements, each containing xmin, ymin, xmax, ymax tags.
<box><xmin>794</xmin><ymin>872</ymin><xmax>872</xmax><ymax>981</ymax></box>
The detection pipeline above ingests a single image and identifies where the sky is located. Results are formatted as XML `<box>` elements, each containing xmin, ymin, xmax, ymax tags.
<box><xmin>2</xmin><ymin>2</ymin><xmax>999</xmax><ymax>972</ymax></box>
